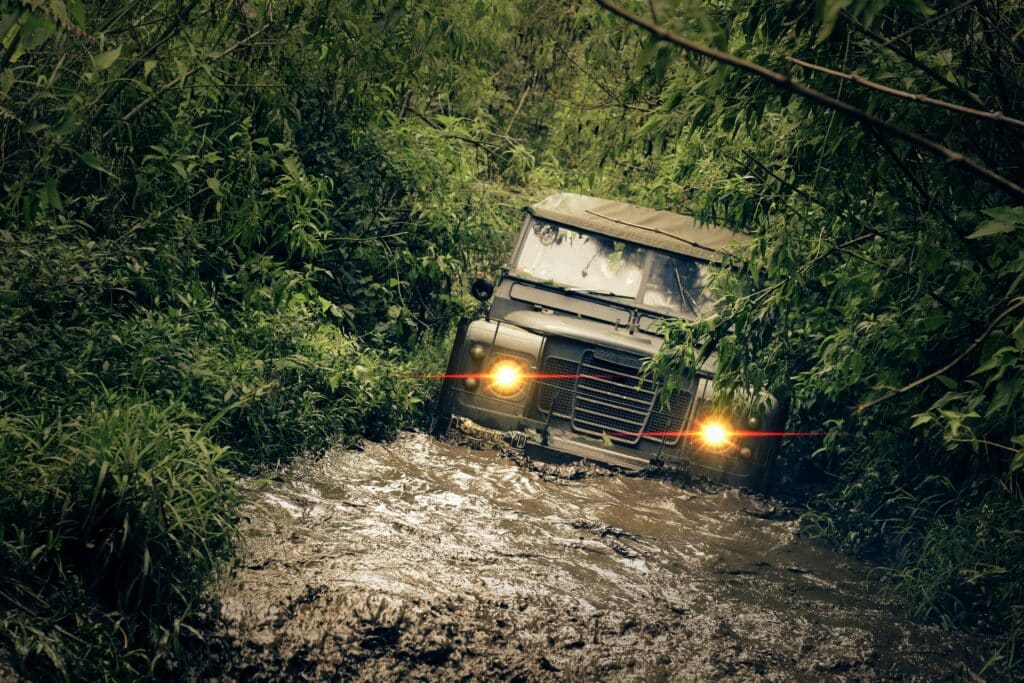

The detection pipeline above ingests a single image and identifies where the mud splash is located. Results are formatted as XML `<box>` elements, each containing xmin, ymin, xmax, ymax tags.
<box><xmin>208</xmin><ymin>432</ymin><xmax>981</xmax><ymax>680</ymax></box>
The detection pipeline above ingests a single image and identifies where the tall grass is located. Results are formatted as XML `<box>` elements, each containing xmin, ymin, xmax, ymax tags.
<box><xmin>0</xmin><ymin>398</ymin><xmax>237</xmax><ymax>678</ymax></box>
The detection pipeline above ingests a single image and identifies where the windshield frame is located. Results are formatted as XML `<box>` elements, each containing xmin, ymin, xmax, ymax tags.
<box><xmin>507</xmin><ymin>216</ymin><xmax>715</xmax><ymax>318</ymax></box>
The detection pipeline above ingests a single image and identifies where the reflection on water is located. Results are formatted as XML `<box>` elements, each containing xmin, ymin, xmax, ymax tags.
<box><xmin>212</xmin><ymin>433</ymin><xmax>981</xmax><ymax>681</ymax></box>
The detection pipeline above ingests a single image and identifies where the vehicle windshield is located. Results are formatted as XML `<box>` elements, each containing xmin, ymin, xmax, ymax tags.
<box><xmin>513</xmin><ymin>219</ymin><xmax>715</xmax><ymax>316</ymax></box>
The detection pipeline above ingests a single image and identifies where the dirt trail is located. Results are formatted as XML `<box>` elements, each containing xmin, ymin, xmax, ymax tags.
<box><xmin>208</xmin><ymin>432</ymin><xmax>981</xmax><ymax>681</ymax></box>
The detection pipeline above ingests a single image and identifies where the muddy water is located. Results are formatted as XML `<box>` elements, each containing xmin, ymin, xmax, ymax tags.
<box><xmin>210</xmin><ymin>432</ymin><xmax>980</xmax><ymax>681</ymax></box>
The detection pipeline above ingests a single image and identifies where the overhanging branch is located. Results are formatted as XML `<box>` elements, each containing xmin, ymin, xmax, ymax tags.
<box><xmin>786</xmin><ymin>56</ymin><xmax>1024</xmax><ymax>131</ymax></box>
<box><xmin>594</xmin><ymin>0</ymin><xmax>1024</xmax><ymax>201</ymax></box>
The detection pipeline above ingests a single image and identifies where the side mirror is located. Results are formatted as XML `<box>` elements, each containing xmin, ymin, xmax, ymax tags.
<box><xmin>470</xmin><ymin>278</ymin><xmax>494</xmax><ymax>303</ymax></box>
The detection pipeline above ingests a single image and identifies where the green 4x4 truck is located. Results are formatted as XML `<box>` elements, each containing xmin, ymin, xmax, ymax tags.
<box><xmin>433</xmin><ymin>193</ymin><xmax>786</xmax><ymax>491</ymax></box>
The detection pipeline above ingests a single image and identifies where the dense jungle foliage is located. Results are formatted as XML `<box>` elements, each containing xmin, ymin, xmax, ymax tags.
<box><xmin>576</xmin><ymin>0</ymin><xmax>1024</xmax><ymax>673</ymax></box>
<box><xmin>1</xmin><ymin>0</ymin><xmax>1022</xmax><ymax>678</ymax></box>
<box><xmin>0</xmin><ymin>0</ymin><xmax>533</xmax><ymax>676</ymax></box>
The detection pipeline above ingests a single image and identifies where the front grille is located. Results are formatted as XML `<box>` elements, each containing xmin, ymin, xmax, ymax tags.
<box><xmin>537</xmin><ymin>356</ymin><xmax>578</xmax><ymax>416</ymax></box>
<box><xmin>571</xmin><ymin>350</ymin><xmax>657</xmax><ymax>445</ymax></box>
<box><xmin>647</xmin><ymin>390</ymin><xmax>693</xmax><ymax>446</ymax></box>
<box><xmin>537</xmin><ymin>347</ymin><xmax>692</xmax><ymax>446</ymax></box>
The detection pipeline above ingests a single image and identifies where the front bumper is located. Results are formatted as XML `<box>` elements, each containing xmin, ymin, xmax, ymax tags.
<box><xmin>446</xmin><ymin>412</ymin><xmax>780</xmax><ymax>490</ymax></box>
<box><xmin>447</xmin><ymin>414</ymin><xmax>651</xmax><ymax>472</ymax></box>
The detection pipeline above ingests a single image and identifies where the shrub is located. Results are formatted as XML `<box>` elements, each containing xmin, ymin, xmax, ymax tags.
<box><xmin>0</xmin><ymin>397</ymin><xmax>238</xmax><ymax>679</ymax></box>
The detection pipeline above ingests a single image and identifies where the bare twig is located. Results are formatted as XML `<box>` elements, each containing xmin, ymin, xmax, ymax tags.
<box><xmin>878</xmin><ymin>0</ymin><xmax>981</xmax><ymax>48</ymax></box>
<box><xmin>857</xmin><ymin>297</ymin><xmax>1024</xmax><ymax>412</ymax></box>
<box><xmin>503</xmin><ymin>84</ymin><xmax>531</xmax><ymax>137</ymax></box>
<box><xmin>950</xmin><ymin>437</ymin><xmax>1019</xmax><ymax>454</ymax></box>
<box><xmin>786</xmin><ymin>55</ymin><xmax>1024</xmax><ymax>130</ymax></box>
<box><xmin>594</xmin><ymin>0</ymin><xmax>1024</xmax><ymax>200</ymax></box>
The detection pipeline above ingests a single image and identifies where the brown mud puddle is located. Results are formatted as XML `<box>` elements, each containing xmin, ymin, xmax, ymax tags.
<box><xmin>208</xmin><ymin>432</ymin><xmax>983</xmax><ymax>681</ymax></box>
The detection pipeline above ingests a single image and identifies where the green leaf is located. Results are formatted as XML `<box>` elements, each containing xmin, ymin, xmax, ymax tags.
<box><xmin>144</xmin><ymin>59</ymin><xmax>158</xmax><ymax>77</ymax></box>
<box><xmin>44</xmin><ymin>179</ymin><xmax>62</xmax><ymax>211</ymax></box>
<box><xmin>20</xmin><ymin>121</ymin><xmax>47</xmax><ymax>134</ymax></box>
<box><xmin>969</xmin><ymin>206</ymin><xmax>1024</xmax><ymax>238</ymax></box>
<box><xmin>20</xmin><ymin>14</ymin><xmax>55</xmax><ymax>51</ymax></box>
<box><xmin>52</xmin><ymin>110</ymin><xmax>78</xmax><ymax>136</ymax></box>
<box><xmin>47</xmin><ymin>0</ymin><xmax>70</xmax><ymax>24</ymax></box>
<box><xmin>816</xmin><ymin>0</ymin><xmax>854</xmax><ymax>45</ymax></box>
<box><xmin>206</xmin><ymin>176</ymin><xmax>222</xmax><ymax>196</ymax></box>
<box><xmin>967</xmin><ymin>220</ymin><xmax>1018</xmax><ymax>239</ymax></box>
<box><xmin>1011</xmin><ymin>449</ymin><xmax>1024</xmax><ymax>473</ymax></box>
<box><xmin>982</xmin><ymin>206</ymin><xmax>1024</xmax><ymax>222</ymax></box>
<box><xmin>971</xmin><ymin>346</ymin><xmax>1014</xmax><ymax>376</ymax></box>
<box><xmin>93</xmin><ymin>45</ymin><xmax>121</xmax><ymax>71</ymax></box>
<box><xmin>0</xmin><ymin>11</ymin><xmax>22</xmax><ymax>42</ymax></box>
<box><xmin>637</xmin><ymin>36</ymin><xmax>660</xmax><ymax>67</ymax></box>
<box><xmin>78</xmin><ymin>151</ymin><xmax>116</xmax><ymax>177</ymax></box>
<box><xmin>895</xmin><ymin>0</ymin><xmax>935</xmax><ymax>18</ymax></box>
<box><xmin>68</xmin><ymin>0</ymin><xmax>86</xmax><ymax>26</ymax></box>
<box><xmin>910</xmin><ymin>413</ymin><xmax>932</xmax><ymax>428</ymax></box>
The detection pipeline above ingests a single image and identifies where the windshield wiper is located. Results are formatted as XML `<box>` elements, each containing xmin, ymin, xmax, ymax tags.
<box><xmin>566</xmin><ymin>287</ymin><xmax>635</xmax><ymax>301</ymax></box>
<box><xmin>673</xmin><ymin>267</ymin><xmax>699</xmax><ymax>317</ymax></box>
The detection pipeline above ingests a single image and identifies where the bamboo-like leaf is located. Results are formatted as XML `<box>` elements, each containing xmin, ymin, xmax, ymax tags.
<box><xmin>78</xmin><ymin>151</ymin><xmax>116</xmax><ymax>177</ymax></box>
<box><xmin>1011</xmin><ymin>450</ymin><xmax>1024</xmax><ymax>473</ymax></box>
<box><xmin>967</xmin><ymin>220</ymin><xmax>1019</xmax><ymax>239</ymax></box>
<box><xmin>92</xmin><ymin>46</ymin><xmax>122</xmax><ymax>71</ymax></box>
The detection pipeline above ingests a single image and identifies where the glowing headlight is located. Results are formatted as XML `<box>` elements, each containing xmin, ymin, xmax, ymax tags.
<box><xmin>488</xmin><ymin>359</ymin><xmax>526</xmax><ymax>396</ymax></box>
<box><xmin>698</xmin><ymin>419</ymin><xmax>732</xmax><ymax>449</ymax></box>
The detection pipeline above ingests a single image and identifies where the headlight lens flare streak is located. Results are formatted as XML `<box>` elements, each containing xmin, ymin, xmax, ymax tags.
<box><xmin>488</xmin><ymin>359</ymin><xmax>526</xmax><ymax>395</ymax></box>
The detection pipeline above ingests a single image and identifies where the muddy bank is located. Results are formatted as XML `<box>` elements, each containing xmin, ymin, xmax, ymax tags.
<box><xmin>206</xmin><ymin>432</ymin><xmax>983</xmax><ymax>681</ymax></box>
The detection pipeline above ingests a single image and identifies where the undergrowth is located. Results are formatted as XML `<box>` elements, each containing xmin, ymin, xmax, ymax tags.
<box><xmin>0</xmin><ymin>0</ymin><xmax>522</xmax><ymax>678</ymax></box>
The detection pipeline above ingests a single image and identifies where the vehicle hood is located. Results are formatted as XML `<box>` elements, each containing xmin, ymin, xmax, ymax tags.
<box><xmin>502</xmin><ymin>309</ymin><xmax>662</xmax><ymax>356</ymax></box>
<box><xmin>501</xmin><ymin>309</ymin><xmax>717</xmax><ymax>374</ymax></box>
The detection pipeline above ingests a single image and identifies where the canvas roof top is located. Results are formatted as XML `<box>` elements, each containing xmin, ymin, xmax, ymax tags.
<box><xmin>526</xmin><ymin>193</ymin><xmax>749</xmax><ymax>263</ymax></box>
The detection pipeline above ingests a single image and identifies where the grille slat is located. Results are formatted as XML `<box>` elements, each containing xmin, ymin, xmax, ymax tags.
<box><xmin>536</xmin><ymin>356</ymin><xmax>578</xmax><ymax>417</ymax></box>
<box><xmin>571</xmin><ymin>383</ymin><xmax>652</xmax><ymax>408</ymax></box>
<box><xmin>646</xmin><ymin>390</ymin><xmax>694</xmax><ymax>446</ymax></box>
<box><xmin>573</xmin><ymin>417</ymin><xmax>643</xmax><ymax>434</ymax></box>
<box><xmin>580</xmin><ymin>363</ymin><xmax>656</xmax><ymax>388</ymax></box>
<box><xmin>575</xmin><ymin>396</ymin><xmax>650</xmax><ymax>417</ymax></box>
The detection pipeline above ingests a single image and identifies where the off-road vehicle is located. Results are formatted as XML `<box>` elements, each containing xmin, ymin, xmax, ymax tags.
<box><xmin>433</xmin><ymin>193</ymin><xmax>785</xmax><ymax>490</ymax></box>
